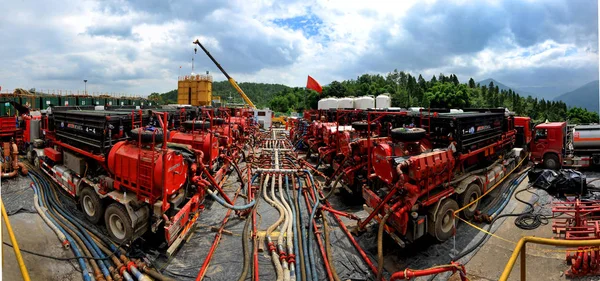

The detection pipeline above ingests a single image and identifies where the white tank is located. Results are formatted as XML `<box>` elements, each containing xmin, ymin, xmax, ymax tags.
<box><xmin>573</xmin><ymin>125</ymin><xmax>600</xmax><ymax>148</ymax></box>
<box><xmin>318</xmin><ymin>99</ymin><xmax>327</xmax><ymax>110</ymax></box>
<box><xmin>338</xmin><ymin>97</ymin><xmax>354</xmax><ymax>109</ymax></box>
<box><xmin>354</xmin><ymin>96</ymin><xmax>375</xmax><ymax>109</ymax></box>
<box><xmin>376</xmin><ymin>94</ymin><xmax>391</xmax><ymax>109</ymax></box>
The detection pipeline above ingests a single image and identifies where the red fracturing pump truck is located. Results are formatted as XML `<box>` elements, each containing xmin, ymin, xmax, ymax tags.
<box><xmin>358</xmin><ymin>109</ymin><xmax>529</xmax><ymax>245</ymax></box>
<box><xmin>32</xmin><ymin>107</ymin><xmax>204</xmax><ymax>252</ymax></box>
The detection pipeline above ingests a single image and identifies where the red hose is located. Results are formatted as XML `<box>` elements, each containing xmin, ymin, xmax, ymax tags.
<box><xmin>195</xmin><ymin>181</ymin><xmax>243</xmax><ymax>280</ymax></box>
<box><xmin>389</xmin><ymin>262</ymin><xmax>467</xmax><ymax>281</ymax></box>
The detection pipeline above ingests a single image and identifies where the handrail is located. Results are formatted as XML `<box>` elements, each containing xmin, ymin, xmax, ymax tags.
<box><xmin>500</xmin><ymin>236</ymin><xmax>600</xmax><ymax>281</ymax></box>
<box><xmin>1</xmin><ymin>199</ymin><xmax>31</xmax><ymax>281</ymax></box>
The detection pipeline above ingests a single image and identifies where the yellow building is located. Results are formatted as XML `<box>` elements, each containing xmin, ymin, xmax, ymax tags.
<box><xmin>177</xmin><ymin>73</ymin><xmax>213</xmax><ymax>106</ymax></box>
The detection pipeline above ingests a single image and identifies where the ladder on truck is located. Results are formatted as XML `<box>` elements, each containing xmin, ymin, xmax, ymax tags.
<box><xmin>132</xmin><ymin>110</ymin><xmax>156</xmax><ymax>199</ymax></box>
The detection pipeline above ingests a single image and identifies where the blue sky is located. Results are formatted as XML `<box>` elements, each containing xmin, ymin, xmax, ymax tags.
<box><xmin>0</xmin><ymin>0</ymin><xmax>597</xmax><ymax>98</ymax></box>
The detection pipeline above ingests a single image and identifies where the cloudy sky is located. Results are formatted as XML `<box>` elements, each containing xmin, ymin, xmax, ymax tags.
<box><xmin>1</xmin><ymin>0</ymin><xmax>597</xmax><ymax>98</ymax></box>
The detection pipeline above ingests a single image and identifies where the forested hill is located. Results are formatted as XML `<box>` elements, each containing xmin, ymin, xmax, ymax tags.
<box><xmin>149</xmin><ymin>81</ymin><xmax>289</xmax><ymax>108</ymax></box>
<box><xmin>150</xmin><ymin>70</ymin><xmax>599</xmax><ymax>124</ymax></box>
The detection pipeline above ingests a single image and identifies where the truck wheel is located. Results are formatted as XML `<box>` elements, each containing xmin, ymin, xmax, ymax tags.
<box><xmin>458</xmin><ymin>183</ymin><xmax>481</xmax><ymax>220</ymax></box>
<box><xmin>79</xmin><ymin>187</ymin><xmax>104</xmax><ymax>224</ymax></box>
<box><xmin>105</xmin><ymin>203</ymin><xmax>133</xmax><ymax>244</ymax></box>
<box><xmin>391</xmin><ymin>128</ymin><xmax>426</xmax><ymax>142</ymax></box>
<box><xmin>428</xmin><ymin>198</ymin><xmax>458</xmax><ymax>242</ymax></box>
<box><xmin>543</xmin><ymin>154</ymin><xmax>560</xmax><ymax>170</ymax></box>
<box><xmin>33</xmin><ymin>153</ymin><xmax>40</xmax><ymax>169</ymax></box>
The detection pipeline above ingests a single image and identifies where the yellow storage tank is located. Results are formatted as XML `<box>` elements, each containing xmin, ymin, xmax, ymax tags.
<box><xmin>177</xmin><ymin>73</ymin><xmax>213</xmax><ymax>106</ymax></box>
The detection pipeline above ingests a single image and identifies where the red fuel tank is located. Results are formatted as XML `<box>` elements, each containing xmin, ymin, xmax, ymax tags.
<box><xmin>168</xmin><ymin>131</ymin><xmax>219</xmax><ymax>165</ymax></box>
<box><xmin>107</xmin><ymin>141</ymin><xmax>188</xmax><ymax>198</ymax></box>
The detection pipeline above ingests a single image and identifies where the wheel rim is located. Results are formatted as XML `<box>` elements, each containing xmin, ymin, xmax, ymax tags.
<box><xmin>547</xmin><ymin>159</ymin><xmax>557</xmax><ymax>168</ymax></box>
<box><xmin>34</xmin><ymin>157</ymin><xmax>40</xmax><ymax>168</ymax></box>
<box><xmin>441</xmin><ymin>209</ymin><xmax>454</xmax><ymax>233</ymax></box>
<box><xmin>467</xmin><ymin>193</ymin><xmax>478</xmax><ymax>212</ymax></box>
<box><xmin>83</xmin><ymin>195</ymin><xmax>95</xmax><ymax>217</ymax></box>
<box><xmin>109</xmin><ymin>213</ymin><xmax>126</xmax><ymax>240</ymax></box>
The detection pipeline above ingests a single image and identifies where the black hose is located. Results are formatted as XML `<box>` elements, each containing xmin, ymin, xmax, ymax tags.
<box><xmin>452</xmin><ymin>187</ymin><xmax>552</xmax><ymax>262</ymax></box>
<box><xmin>236</xmin><ymin>176</ymin><xmax>263</xmax><ymax>281</ymax></box>
<box><xmin>319</xmin><ymin>173</ymin><xmax>339</xmax><ymax>201</ymax></box>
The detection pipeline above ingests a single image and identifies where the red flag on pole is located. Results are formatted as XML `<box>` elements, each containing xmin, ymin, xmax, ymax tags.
<box><xmin>306</xmin><ymin>75</ymin><xmax>323</xmax><ymax>94</ymax></box>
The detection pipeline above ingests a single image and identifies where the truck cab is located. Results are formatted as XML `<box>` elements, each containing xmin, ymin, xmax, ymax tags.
<box><xmin>530</xmin><ymin>122</ymin><xmax>567</xmax><ymax>169</ymax></box>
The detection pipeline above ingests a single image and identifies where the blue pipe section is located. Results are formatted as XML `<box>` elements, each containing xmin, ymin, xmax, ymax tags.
<box><xmin>295</xmin><ymin>175</ymin><xmax>312</xmax><ymax>280</ymax></box>
<box><xmin>208</xmin><ymin>190</ymin><xmax>255</xmax><ymax>210</ymax></box>
<box><xmin>285</xmin><ymin>175</ymin><xmax>301</xmax><ymax>281</ymax></box>
<box><xmin>207</xmin><ymin>173</ymin><xmax>258</xmax><ymax>210</ymax></box>
<box><xmin>29</xmin><ymin>174</ymin><xmax>94</xmax><ymax>281</ymax></box>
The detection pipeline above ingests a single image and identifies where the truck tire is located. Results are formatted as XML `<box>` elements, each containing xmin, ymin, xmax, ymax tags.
<box><xmin>130</xmin><ymin>128</ymin><xmax>164</xmax><ymax>143</ymax></box>
<box><xmin>352</xmin><ymin>121</ymin><xmax>373</xmax><ymax>131</ymax></box>
<box><xmin>428</xmin><ymin>198</ymin><xmax>458</xmax><ymax>242</ymax></box>
<box><xmin>458</xmin><ymin>183</ymin><xmax>481</xmax><ymax>220</ymax></box>
<box><xmin>543</xmin><ymin>154</ymin><xmax>560</xmax><ymax>170</ymax></box>
<box><xmin>183</xmin><ymin>120</ymin><xmax>211</xmax><ymax>131</ymax></box>
<box><xmin>105</xmin><ymin>203</ymin><xmax>134</xmax><ymax>244</ymax></box>
<box><xmin>79</xmin><ymin>187</ymin><xmax>104</xmax><ymax>224</ymax></box>
<box><xmin>391</xmin><ymin>128</ymin><xmax>426</xmax><ymax>142</ymax></box>
<box><xmin>33</xmin><ymin>153</ymin><xmax>40</xmax><ymax>169</ymax></box>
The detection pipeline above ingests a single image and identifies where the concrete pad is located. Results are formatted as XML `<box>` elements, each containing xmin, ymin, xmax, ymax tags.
<box><xmin>2</xmin><ymin>212</ymin><xmax>80</xmax><ymax>281</ymax></box>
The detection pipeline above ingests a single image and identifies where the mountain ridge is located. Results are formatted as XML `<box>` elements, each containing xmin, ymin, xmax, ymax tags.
<box><xmin>553</xmin><ymin>80</ymin><xmax>599</xmax><ymax>112</ymax></box>
<box><xmin>477</xmin><ymin>78</ymin><xmax>538</xmax><ymax>98</ymax></box>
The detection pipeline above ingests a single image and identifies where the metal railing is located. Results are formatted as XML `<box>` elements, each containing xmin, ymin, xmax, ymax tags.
<box><xmin>500</xmin><ymin>236</ymin><xmax>600</xmax><ymax>281</ymax></box>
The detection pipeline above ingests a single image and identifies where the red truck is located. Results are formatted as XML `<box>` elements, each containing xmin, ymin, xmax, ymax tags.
<box><xmin>530</xmin><ymin>122</ymin><xmax>600</xmax><ymax>168</ymax></box>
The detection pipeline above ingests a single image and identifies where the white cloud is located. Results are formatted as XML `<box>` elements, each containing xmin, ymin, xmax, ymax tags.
<box><xmin>0</xmin><ymin>0</ymin><xmax>596</xmax><ymax>98</ymax></box>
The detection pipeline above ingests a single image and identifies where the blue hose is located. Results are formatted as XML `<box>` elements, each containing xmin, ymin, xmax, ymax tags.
<box><xmin>296</xmin><ymin>175</ymin><xmax>312</xmax><ymax>280</ymax></box>
<box><xmin>306</xmin><ymin>189</ymin><xmax>320</xmax><ymax>281</ymax></box>
<box><xmin>285</xmin><ymin>175</ymin><xmax>301</xmax><ymax>281</ymax></box>
<box><xmin>206</xmin><ymin>173</ymin><xmax>258</xmax><ymax>210</ymax></box>
<box><xmin>36</xmin><ymin>172</ymin><xmax>113</xmax><ymax>280</ymax></box>
<box><xmin>29</xmin><ymin>175</ymin><xmax>94</xmax><ymax>281</ymax></box>
<box><xmin>488</xmin><ymin>173</ymin><xmax>528</xmax><ymax>217</ymax></box>
<box><xmin>305</xmin><ymin>170</ymin><xmax>322</xmax><ymax>281</ymax></box>
<box><xmin>30</xmin><ymin>169</ymin><xmax>140</xmax><ymax>281</ymax></box>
